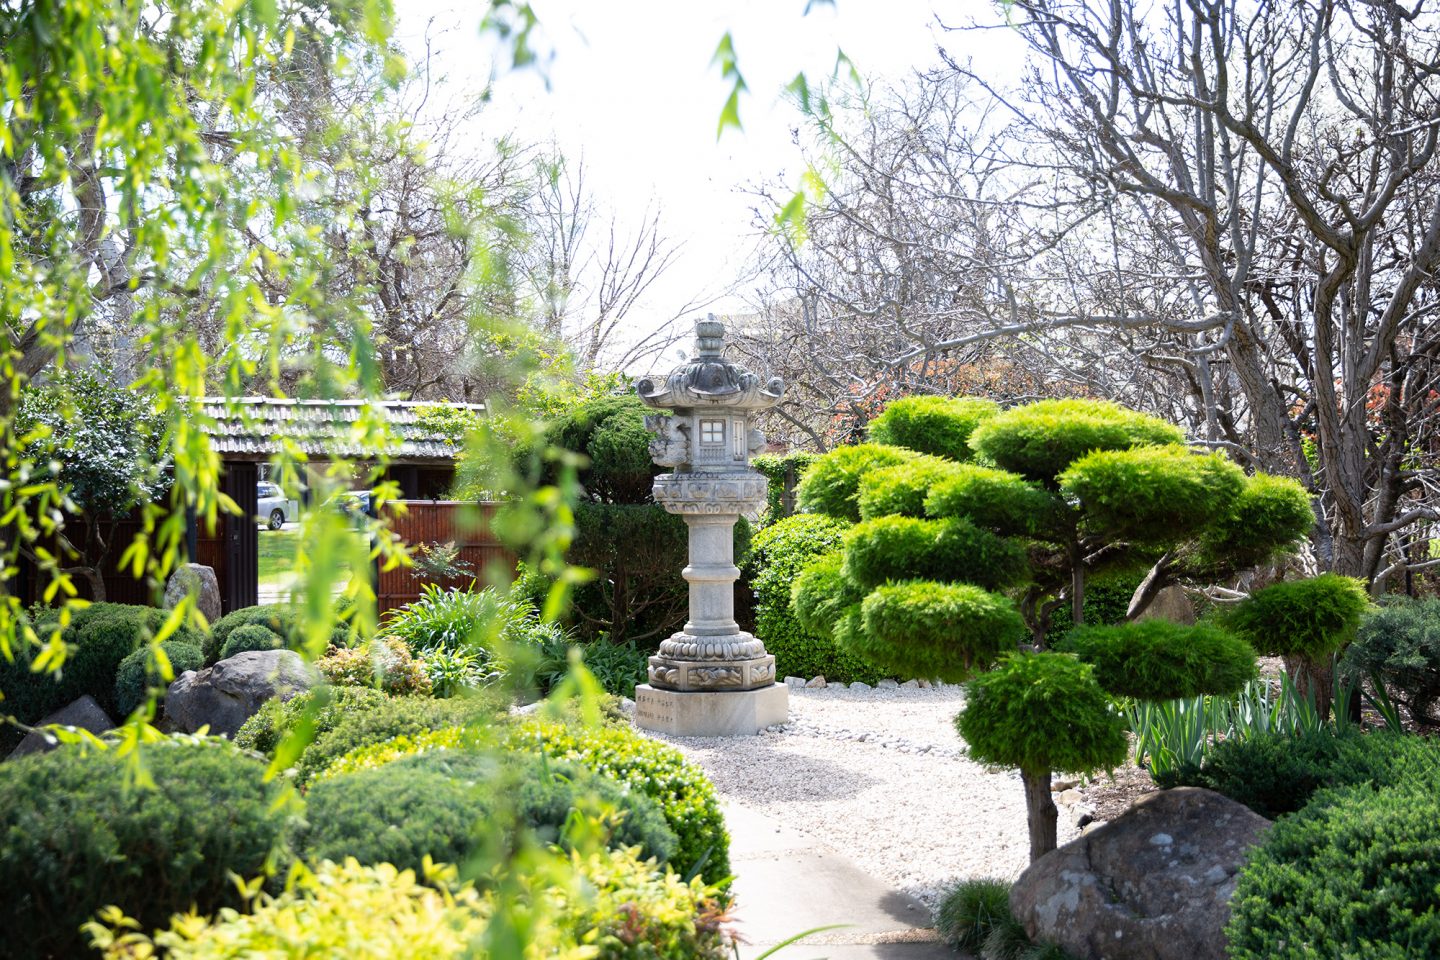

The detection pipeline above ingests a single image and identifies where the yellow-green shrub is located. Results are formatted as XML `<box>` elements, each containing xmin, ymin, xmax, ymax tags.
<box><xmin>1058</xmin><ymin>620</ymin><xmax>1258</xmax><ymax>700</ymax></box>
<box><xmin>857</xmin><ymin>458</ymin><xmax>963</xmax><ymax>520</ymax></box>
<box><xmin>843</xmin><ymin>516</ymin><xmax>1028</xmax><ymax>593</ymax></box>
<box><xmin>854</xmin><ymin>581</ymin><xmax>1026</xmax><ymax>682</ymax></box>
<box><xmin>1059</xmin><ymin>447</ymin><xmax>1246</xmax><ymax>544</ymax></box>
<box><xmin>866</xmin><ymin>395</ymin><xmax>998</xmax><ymax>461</ymax></box>
<box><xmin>922</xmin><ymin>463</ymin><xmax>1052</xmax><ymax>536</ymax></box>
<box><xmin>969</xmin><ymin>398</ymin><xmax>1183</xmax><ymax>484</ymax></box>
<box><xmin>796</xmin><ymin>443</ymin><xmax>917</xmax><ymax>521</ymax></box>
<box><xmin>1225</xmin><ymin>574</ymin><xmax>1372</xmax><ymax>659</ymax></box>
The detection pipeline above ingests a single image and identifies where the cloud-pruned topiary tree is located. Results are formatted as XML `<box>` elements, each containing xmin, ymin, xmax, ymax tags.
<box><xmin>793</xmin><ymin>394</ymin><xmax>1309</xmax><ymax>858</ymax></box>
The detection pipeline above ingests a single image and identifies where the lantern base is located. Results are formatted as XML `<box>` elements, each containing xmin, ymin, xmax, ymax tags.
<box><xmin>633</xmin><ymin>683</ymin><xmax>788</xmax><ymax>737</ymax></box>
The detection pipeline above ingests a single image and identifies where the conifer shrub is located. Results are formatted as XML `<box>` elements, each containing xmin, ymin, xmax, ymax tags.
<box><xmin>218</xmin><ymin>623</ymin><xmax>285</xmax><ymax>660</ymax></box>
<box><xmin>957</xmin><ymin>653</ymin><xmax>1128</xmax><ymax>777</ymax></box>
<box><xmin>857</xmin><ymin>458</ymin><xmax>963</xmax><ymax>519</ymax></box>
<box><xmin>1058</xmin><ymin>447</ymin><xmax>1246</xmax><ymax>543</ymax></box>
<box><xmin>968</xmin><ymin>398</ymin><xmax>1183</xmax><ymax>483</ymax></box>
<box><xmin>842</xmin><ymin>516</ymin><xmax>1028</xmax><ymax>593</ymax></box>
<box><xmin>296</xmin><ymin>694</ymin><xmax>498</xmax><ymax>786</ymax></box>
<box><xmin>922</xmin><ymin>463</ymin><xmax>1053</xmax><ymax>536</ymax></box>
<box><xmin>744</xmin><ymin>514</ymin><xmax>880</xmax><ymax>683</ymax></box>
<box><xmin>112</xmin><ymin>639</ymin><xmax>205</xmax><ymax>717</ymax></box>
<box><xmin>1195</xmin><ymin>473</ymin><xmax>1315</xmax><ymax>571</ymax></box>
<box><xmin>856</xmin><ymin>581</ymin><xmax>1026</xmax><ymax>682</ymax></box>
<box><xmin>791</xmin><ymin>552</ymin><xmax>865</xmax><ymax>641</ymax></box>
<box><xmin>511</xmin><ymin>719</ymin><xmax>731</xmax><ymax>885</ymax></box>
<box><xmin>751</xmin><ymin>450</ymin><xmax>820</xmax><ymax>521</ymax></box>
<box><xmin>1225</xmin><ymin>574</ymin><xmax>1371</xmax><ymax>659</ymax></box>
<box><xmin>208</xmin><ymin>603</ymin><xmax>349</xmax><ymax>663</ymax></box>
<box><xmin>1058</xmin><ymin>620</ymin><xmax>1257</xmax><ymax>700</ymax></box>
<box><xmin>866</xmin><ymin>395</ymin><xmax>998</xmax><ymax>461</ymax></box>
<box><xmin>0</xmin><ymin>739</ymin><xmax>287</xmax><ymax>960</ymax></box>
<box><xmin>1340</xmin><ymin>596</ymin><xmax>1440</xmax><ymax>726</ymax></box>
<box><xmin>795</xmin><ymin>443</ymin><xmax>917</xmax><ymax>520</ymax></box>
<box><xmin>1227</xmin><ymin>775</ymin><xmax>1440</xmax><ymax>959</ymax></box>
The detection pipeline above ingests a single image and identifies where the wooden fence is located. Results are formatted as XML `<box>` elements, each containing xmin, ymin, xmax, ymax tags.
<box><xmin>375</xmin><ymin>501</ymin><xmax>515</xmax><ymax>615</ymax></box>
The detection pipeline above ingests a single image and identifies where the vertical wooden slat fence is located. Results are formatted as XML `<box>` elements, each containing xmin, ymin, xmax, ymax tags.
<box><xmin>376</xmin><ymin>501</ymin><xmax>514</xmax><ymax>616</ymax></box>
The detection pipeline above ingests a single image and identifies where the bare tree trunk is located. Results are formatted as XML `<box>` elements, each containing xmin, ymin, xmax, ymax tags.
<box><xmin>1021</xmin><ymin>768</ymin><xmax>1058</xmax><ymax>862</ymax></box>
<box><xmin>1284</xmin><ymin>654</ymin><xmax>1333</xmax><ymax>723</ymax></box>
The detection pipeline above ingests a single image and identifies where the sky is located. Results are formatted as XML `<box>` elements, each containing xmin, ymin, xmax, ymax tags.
<box><xmin>391</xmin><ymin>2</ymin><xmax>1027</xmax><ymax>366</ymax></box>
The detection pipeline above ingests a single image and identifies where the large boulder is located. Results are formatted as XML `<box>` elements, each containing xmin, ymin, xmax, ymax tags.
<box><xmin>1010</xmin><ymin>787</ymin><xmax>1271</xmax><ymax>960</ymax></box>
<box><xmin>7</xmin><ymin>695</ymin><xmax>115</xmax><ymax>760</ymax></box>
<box><xmin>165</xmin><ymin>650</ymin><xmax>319</xmax><ymax>737</ymax></box>
<box><xmin>163</xmin><ymin>563</ymin><xmax>223</xmax><ymax>626</ymax></box>
<box><xmin>1134</xmin><ymin>584</ymin><xmax>1196</xmax><ymax>625</ymax></box>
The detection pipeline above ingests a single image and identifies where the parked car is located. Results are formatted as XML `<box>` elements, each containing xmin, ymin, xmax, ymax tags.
<box><xmin>324</xmin><ymin>490</ymin><xmax>372</xmax><ymax>524</ymax></box>
<box><xmin>257</xmin><ymin>481</ymin><xmax>301</xmax><ymax>530</ymax></box>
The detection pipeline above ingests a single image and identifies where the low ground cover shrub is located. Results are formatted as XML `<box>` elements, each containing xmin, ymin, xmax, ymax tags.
<box><xmin>1227</xmin><ymin>774</ymin><xmax>1440</xmax><ymax>959</ymax></box>
<box><xmin>744</xmin><ymin>513</ymin><xmax>880</xmax><ymax>684</ymax></box>
<box><xmin>0</xmin><ymin>738</ymin><xmax>287</xmax><ymax>960</ymax></box>
<box><xmin>112</xmin><ymin>639</ymin><xmax>205</xmax><ymax>717</ymax></box>
<box><xmin>295</xmin><ymin>694</ymin><xmax>498</xmax><ymax>786</ymax></box>
<box><xmin>234</xmin><ymin>685</ymin><xmax>389</xmax><ymax>756</ymax></box>
<box><xmin>1171</xmin><ymin>726</ymin><xmax>1440</xmax><ymax>819</ymax></box>
<box><xmin>302</xmin><ymin>749</ymin><xmax>676</xmax><ymax>872</ymax></box>
<box><xmin>511</xmin><ymin>718</ymin><xmax>731</xmax><ymax>885</ymax></box>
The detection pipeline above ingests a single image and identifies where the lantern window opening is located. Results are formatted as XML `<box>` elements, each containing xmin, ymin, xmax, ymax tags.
<box><xmin>700</xmin><ymin>419</ymin><xmax>726</xmax><ymax>445</ymax></box>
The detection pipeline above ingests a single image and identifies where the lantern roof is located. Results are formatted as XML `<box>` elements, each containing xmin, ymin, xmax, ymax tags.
<box><xmin>636</xmin><ymin>318</ymin><xmax>783</xmax><ymax>413</ymax></box>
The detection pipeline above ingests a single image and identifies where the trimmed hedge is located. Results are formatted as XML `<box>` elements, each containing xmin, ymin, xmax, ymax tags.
<box><xmin>1058</xmin><ymin>447</ymin><xmax>1245</xmax><ymax>544</ymax></box>
<box><xmin>751</xmin><ymin>450</ymin><xmax>820</xmax><ymax>522</ymax></box>
<box><xmin>1225</xmin><ymin>574</ymin><xmax>1371</xmax><ymax>659</ymax></box>
<box><xmin>843</xmin><ymin>515</ymin><xmax>1028</xmax><ymax>593</ymax></box>
<box><xmin>301</xmin><ymin>751</ymin><xmax>676</xmax><ymax>873</ymax></box>
<box><xmin>956</xmin><ymin>652</ymin><xmax>1128</xmax><ymax>776</ymax></box>
<box><xmin>922</xmin><ymin>463</ymin><xmax>1053</xmax><ymax>537</ymax></box>
<box><xmin>1195</xmin><ymin>472</ymin><xmax>1313</xmax><ymax>571</ymax></box>
<box><xmin>511</xmin><ymin>719</ymin><xmax>731</xmax><ymax>885</ymax></box>
<box><xmin>218</xmin><ymin>623</ymin><xmax>284</xmax><ymax>660</ymax></box>
<box><xmin>744</xmin><ymin>514</ymin><xmax>880</xmax><ymax>684</ymax></box>
<box><xmin>856</xmin><ymin>458</ymin><xmax>963</xmax><ymax>520</ymax></box>
<box><xmin>1057</xmin><ymin>620</ymin><xmax>1257</xmax><ymax>700</ymax></box>
<box><xmin>866</xmin><ymin>395</ymin><xmax>998</xmax><ymax>461</ymax></box>
<box><xmin>969</xmin><ymin>398</ymin><xmax>1184</xmax><ymax>484</ymax></box>
<box><xmin>1227</xmin><ymin>773</ymin><xmax>1440</xmax><ymax>959</ymax></box>
<box><xmin>791</xmin><ymin>552</ymin><xmax>866</xmax><ymax>642</ymax></box>
<box><xmin>795</xmin><ymin>443</ymin><xmax>916</xmax><ymax>521</ymax></box>
<box><xmin>855</xmin><ymin>581</ymin><xmax>1026</xmax><ymax>682</ymax></box>
<box><xmin>112</xmin><ymin>640</ymin><xmax>205</xmax><ymax>717</ymax></box>
<box><xmin>0</xmin><ymin>739</ymin><xmax>288</xmax><ymax>960</ymax></box>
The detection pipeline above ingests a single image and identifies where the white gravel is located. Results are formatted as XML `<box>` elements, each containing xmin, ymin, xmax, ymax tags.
<box><xmin>643</xmin><ymin>684</ymin><xmax>1079</xmax><ymax>908</ymax></box>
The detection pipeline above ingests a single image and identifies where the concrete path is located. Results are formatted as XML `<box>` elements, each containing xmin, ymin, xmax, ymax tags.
<box><xmin>724</xmin><ymin>800</ymin><xmax>959</xmax><ymax>960</ymax></box>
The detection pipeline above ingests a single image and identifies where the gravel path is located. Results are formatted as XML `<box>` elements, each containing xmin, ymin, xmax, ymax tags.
<box><xmin>643</xmin><ymin>684</ymin><xmax>1079</xmax><ymax>909</ymax></box>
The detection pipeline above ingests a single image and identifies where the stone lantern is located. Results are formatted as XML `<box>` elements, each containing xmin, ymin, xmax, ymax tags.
<box><xmin>632</xmin><ymin>317</ymin><xmax>788</xmax><ymax>736</ymax></box>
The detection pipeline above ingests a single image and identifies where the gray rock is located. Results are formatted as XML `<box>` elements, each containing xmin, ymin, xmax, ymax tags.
<box><xmin>900</xmin><ymin>679</ymin><xmax>920</xmax><ymax>690</ymax></box>
<box><xmin>876</xmin><ymin>678</ymin><xmax>899</xmax><ymax>689</ymax></box>
<box><xmin>163</xmin><ymin>563</ymin><xmax>222</xmax><ymax>626</ymax></box>
<box><xmin>619</xmin><ymin>697</ymin><xmax>636</xmax><ymax>714</ymax></box>
<box><xmin>1010</xmin><ymin>787</ymin><xmax>1271</xmax><ymax>960</ymax></box>
<box><xmin>849</xmin><ymin>681</ymin><xmax>872</xmax><ymax>691</ymax></box>
<box><xmin>806</xmin><ymin>675</ymin><xmax>827</xmax><ymax>688</ymax></box>
<box><xmin>1052</xmin><ymin>777</ymin><xmax>1080</xmax><ymax>792</ymax></box>
<box><xmin>8</xmin><ymin>695</ymin><xmax>115</xmax><ymax>759</ymax></box>
<box><xmin>1135</xmin><ymin>584</ymin><xmax>1197</xmax><ymax>626</ymax></box>
<box><xmin>1057</xmin><ymin>788</ymin><xmax>1083</xmax><ymax>806</ymax></box>
<box><xmin>917</xmin><ymin>678</ymin><xmax>932</xmax><ymax>689</ymax></box>
<box><xmin>165</xmin><ymin>650</ymin><xmax>320</xmax><ymax>737</ymax></box>
<box><xmin>784</xmin><ymin>675</ymin><xmax>807</xmax><ymax>688</ymax></box>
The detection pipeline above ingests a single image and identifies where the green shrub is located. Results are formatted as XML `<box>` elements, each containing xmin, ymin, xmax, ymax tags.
<box><xmin>1227</xmin><ymin>776</ymin><xmax>1440</xmax><ymax>959</ymax></box>
<box><xmin>1195</xmin><ymin>472</ymin><xmax>1313</xmax><ymax>571</ymax></box>
<box><xmin>500</xmin><ymin>618</ymin><xmax>578</xmax><ymax>696</ymax></box>
<box><xmin>745</xmin><ymin>514</ymin><xmax>879</xmax><ymax>683</ymax></box>
<box><xmin>1059</xmin><ymin>447</ymin><xmax>1245</xmax><ymax>544</ymax></box>
<box><xmin>751</xmin><ymin>450</ymin><xmax>820</xmax><ymax>521</ymax></box>
<box><xmin>318</xmin><ymin>637</ymin><xmax>432</xmax><ymax>696</ymax></box>
<box><xmin>0</xmin><ymin>602</ymin><xmax>203</xmax><ymax>738</ymax></box>
<box><xmin>296</xmin><ymin>694</ymin><xmax>497</xmax><ymax>786</ymax></box>
<box><xmin>922</xmin><ymin>463</ymin><xmax>1053</xmax><ymax>536</ymax></box>
<box><xmin>791</xmin><ymin>552</ymin><xmax>866</xmax><ymax>641</ymax></box>
<box><xmin>855</xmin><ymin>581</ymin><xmax>1025</xmax><ymax>682</ymax></box>
<box><xmin>935</xmin><ymin>878</ymin><xmax>1012</xmax><ymax>951</ymax></box>
<box><xmin>208</xmin><ymin>603</ymin><xmax>349</xmax><ymax>663</ymax></box>
<box><xmin>969</xmin><ymin>398</ymin><xmax>1184</xmax><ymax>484</ymax></box>
<box><xmin>511</xmin><ymin>718</ymin><xmax>731</xmax><ymax>885</ymax></box>
<box><xmin>112</xmin><ymin>639</ymin><xmax>205</xmax><ymax>717</ymax></box>
<box><xmin>525</xmin><ymin>393</ymin><xmax>662</xmax><ymax>504</ymax></box>
<box><xmin>1058</xmin><ymin>620</ymin><xmax>1257</xmax><ymax>700</ymax></box>
<box><xmin>795</xmin><ymin>443</ymin><xmax>916</xmax><ymax>521</ymax></box>
<box><xmin>856</xmin><ymin>458</ymin><xmax>963</xmax><ymax>519</ymax></box>
<box><xmin>580</xmin><ymin>638</ymin><xmax>651</xmax><ymax>698</ymax></box>
<box><xmin>866</xmin><ymin>395</ymin><xmax>998</xmax><ymax>461</ymax></box>
<box><xmin>234</xmin><ymin>684</ymin><xmax>389</xmax><ymax>757</ymax></box>
<box><xmin>0</xmin><ymin>738</ymin><xmax>288</xmax><ymax>960</ymax></box>
<box><xmin>1225</xmin><ymin>573</ymin><xmax>1372</xmax><ymax>658</ymax></box>
<box><xmin>957</xmin><ymin>652</ymin><xmax>1128</xmax><ymax>776</ymax></box>
<box><xmin>219</xmin><ymin>623</ymin><xmax>284</xmax><ymax>660</ymax></box>
<box><xmin>1341</xmin><ymin>596</ymin><xmax>1440</xmax><ymax>725</ymax></box>
<box><xmin>383</xmin><ymin>582</ymin><xmax>527</xmax><ymax>655</ymax></box>
<box><xmin>301</xmin><ymin>750</ymin><xmax>676</xmax><ymax>873</ymax></box>
<box><xmin>1174</xmin><ymin>727</ymin><xmax>1440</xmax><ymax>820</ymax></box>
<box><xmin>843</xmin><ymin>515</ymin><xmax>1028</xmax><ymax>593</ymax></box>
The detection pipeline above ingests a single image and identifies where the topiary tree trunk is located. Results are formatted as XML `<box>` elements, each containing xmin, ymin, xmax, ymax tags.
<box><xmin>1020</xmin><ymin>768</ymin><xmax>1057</xmax><ymax>861</ymax></box>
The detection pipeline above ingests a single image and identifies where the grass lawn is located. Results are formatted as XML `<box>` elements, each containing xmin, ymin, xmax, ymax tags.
<box><xmin>258</xmin><ymin>527</ymin><xmax>367</xmax><ymax>597</ymax></box>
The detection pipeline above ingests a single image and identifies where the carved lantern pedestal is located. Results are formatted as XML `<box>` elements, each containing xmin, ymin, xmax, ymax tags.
<box><xmin>632</xmin><ymin>318</ymin><xmax>788</xmax><ymax>737</ymax></box>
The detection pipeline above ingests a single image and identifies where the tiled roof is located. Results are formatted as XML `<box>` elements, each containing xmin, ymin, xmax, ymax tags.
<box><xmin>199</xmin><ymin>397</ymin><xmax>484</xmax><ymax>461</ymax></box>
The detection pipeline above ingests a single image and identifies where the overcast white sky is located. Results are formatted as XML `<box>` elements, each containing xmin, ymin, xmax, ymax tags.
<box><xmin>392</xmin><ymin>2</ymin><xmax>1026</xmax><ymax>365</ymax></box>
